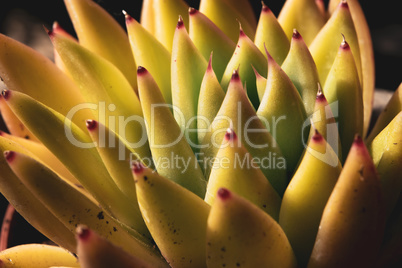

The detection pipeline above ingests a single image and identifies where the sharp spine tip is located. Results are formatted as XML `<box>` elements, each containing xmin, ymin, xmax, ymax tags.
<box><xmin>123</xmin><ymin>10</ymin><xmax>133</xmax><ymax>22</ymax></box>
<box><xmin>177</xmin><ymin>16</ymin><xmax>184</xmax><ymax>28</ymax></box>
<box><xmin>340</xmin><ymin>34</ymin><xmax>349</xmax><ymax>49</ymax></box>
<box><xmin>231</xmin><ymin>69</ymin><xmax>240</xmax><ymax>81</ymax></box>
<box><xmin>316</xmin><ymin>83</ymin><xmax>324</xmax><ymax>99</ymax></box>
<box><xmin>261</xmin><ymin>1</ymin><xmax>270</xmax><ymax>13</ymax></box>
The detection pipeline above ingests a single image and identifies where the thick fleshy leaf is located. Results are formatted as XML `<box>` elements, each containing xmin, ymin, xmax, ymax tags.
<box><xmin>197</xmin><ymin>56</ymin><xmax>225</xmax><ymax>144</ymax></box>
<box><xmin>0</xmin><ymin>34</ymin><xmax>93</xmax><ymax>131</ymax></box>
<box><xmin>199</xmin><ymin>0</ymin><xmax>256</xmax><ymax>42</ymax></box>
<box><xmin>257</xmin><ymin>50</ymin><xmax>308</xmax><ymax>179</ymax></box>
<box><xmin>64</xmin><ymin>0</ymin><xmax>138</xmax><ymax>91</ymax></box>
<box><xmin>308</xmin><ymin>136</ymin><xmax>385</xmax><ymax>268</ymax></box>
<box><xmin>329</xmin><ymin>0</ymin><xmax>376</xmax><ymax>137</ymax></box>
<box><xmin>205</xmin><ymin>129</ymin><xmax>281</xmax><ymax>221</ymax></box>
<box><xmin>153</xmin><ymin>0</ymin><xmax>189</xmax><ymax>52</ymax></box>
<box><xmin>171</xmin><ymin>18</ymin><xmax>208</xmax><ymax>148</ymax></box>
<box><xmin>0</xmin><ymin>138</ymin><xmax>76</xmax><ymax>253</ymax></box>
<box><xmin>207</xmin><ymin>188</ymin><xmax>298</xmax><ymax>268</ymax></box>
<box><xmin>49</xmin><ymin>31</ymin><xmax>152</xmax><ymax>161</ymax></box>
<box><xmin>278</xmin><ymin>0</ymin><xmax>326</xmax><ymax>45</ymax></box>
<box><xmin>281</xmin><ymin>30</ymin><xmax>320</xmax><ymax>116</ymax></box>
<box><xmin>221</xmin><ymin>28</ymin><xmax>267</xmax><ymax>109</ymax></box>
<box><xmin>200</xmin><ymin>71</ymin><xmax>287</xmax><ymax>196</ymax></box>
<box><xmin>137</xmin><ymin>67</ymin><xmax>207</xmax><ymax>198</ymax></box>
<box><xmin>3</xmin><ymin>90</ymin><xmax>150</xmax><ymax>238</ymax></box>
<box><xmin>133</xmin><ymin>162</ymin><xmax>210</xmax><ymax>268</ymax></box>
<box><xmin>125</xmin><ymin>12</ymin><xmax>172</xmax><ymax>105</ymax></box>
<box><xmin>189</xmin><ymin>8</ymin><xmax>236</xmax><ymax>81</ymax></box>
<box><xmin>254</xmin><ymin>2</ymin><xmax>290</xmax><ymax>65</ymax></box>
<box><xmin>280</xmin><ymin>131</ymin><xmax>341</xmax><ymax>266</ymax></box>
<box><xmin>322</xmin><ymin>40</ymin><xmax>363</xmax><ymax>162</ymax></box>
<box><xmin>309</xmin><ymin>1</ymin><xmax>361</xmax><ymax>88</ymax></box>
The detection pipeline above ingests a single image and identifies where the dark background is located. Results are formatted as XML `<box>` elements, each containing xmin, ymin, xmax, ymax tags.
<box><xmin>0</xmin><ymin>0</ymin><xmax>401</xmax><ymax>247</ymax></box>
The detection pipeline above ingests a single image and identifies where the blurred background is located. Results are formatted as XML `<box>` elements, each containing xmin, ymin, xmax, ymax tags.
<box><xmin>0</xmin><ymin>0</ymin><xmax>401</xmax><ymax>247</ymax></box>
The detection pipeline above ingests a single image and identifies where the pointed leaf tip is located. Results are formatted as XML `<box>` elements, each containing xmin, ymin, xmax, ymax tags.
<box><xmin>312</xmin><ymin>129</ymin><xmax>323</xmax><ymax>142</ymax></box>
<box><xmin>189</xmin><ymin>7</ymin><xmax>197</xmax><ymax>15</ymax></box>
<box><xmin>231</xmin><ymin>69</ymin><xmax>240</xmax><ymax>81</ymax></box>
<box><xmin>316</xmin><ymin>83</ymin><xmax>325</xmax><ymax>100</ymax></box>
<box><xmin>340</xmin><ymin>34</ymin><xmax>350</xmax><ymax>49</ymax></box>
<box><xmin>292</xmin><ymin>29</ymin><xmax>302</xmax><ymax>39</ymax></box>
<box><xmin>353</xmin><ymin>134</ymin><xmax>364</xmax><ymax>146</ymax></box>
<box><xmin>224</xmin><ymin>128</ymin><xmax>238</xmax><ymax>141</ymax></box>
<box><xmin>86</xmin><ymin>119</ymin><xmax>98</xmax><ymax>131</ymax></box>
<box><xmin>217</xmin><ymin>187</ymin><xmax>231</xmax><ymax>200</ymax></box>
<box><xmin>239</xmin><ymin>25</ymin><xmax>246</xmax><ymax>37</ymax></box>
<box><xmin>123</xmin><ymin>10</ymin><xmax>134</xmax><ymax>22</ymax></box>
<box><xmin>177</xmin><ymin>16</ymin><xmax>185</xmax><ymax>29</ymax></box>
<box><xmin>4</xmin><ymin>151</ymin><xmax>15</xmax><ymax>163</ymax></box>
<box><xmin>76</xmin><ymin>225</ymin><xmax>91</xmax><ymax>241</ymax></box>
<box><xmin>137</xmin><ymin>66</ymin><xmax>148</xmax><ymax>75</ymax></box>
<box><xmin>340</xmin><ymin>0</ymin><xmax>349</xmax><ymax>8</ymax></box>
<box><xmin>261</xmin><ymin>1</ymin><xmax>270</xmax><ymax>13</ymax></box>
<box><xmin>132</xmin><ymin>161</ymin><xmax>145</xmax><ymax>174</ymax></box>
<box><xmin>1</xmin><ymin>89</ymin><xmax>10</xmax><ymax>100</ymax></box>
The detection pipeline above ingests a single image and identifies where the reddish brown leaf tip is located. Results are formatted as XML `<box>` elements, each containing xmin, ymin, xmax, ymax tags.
<box><xmin>76</xmin><ymin>225</ymin><xmax>91</xmax><ymax>241</ymax></box>
<box><xmin>217</xmin><ymin>188</ymin><xmax>231</xmax><ymax>200</ymax></box>
<box><xmin>261</xmin><ymin>1</ymin><xmax>270</xmax><ymax>13</ymax></box>
<box><xmin>0</xmin><ymin>130</ymin><xmax>3</xmax><ymax>136</ymax></box>
<box><xmin>46</xmin><ymin>27</ymin><xmax>55</xmax><ymax>38</ymax></box>
<box><xmin>189</xmin><ymin>7</ymin><xmax>198</xmax><ymax>15</ymax></box>
<box><xmin>340</xmin><ymin>0</ymin><xmax>349</xmax><ymax>9</ymax></box>
<box><xmin>312</xmin><ymin>129</ymin><xmax>323</xmax><ymax>142</ymax></box>
<box><xmin>224</xmin><ymin>128</ymin><xmax>238</xmax><ymax>141</ymax></box>
<box><xmin>86</xmin><ymin>120</ymin><xmax>98</xmax><ymax>131</ymax></box>
<box><xmin>1</xmin><ymin>90</ymin><xmax>10</xmax><ymax>100</ymax></box>
<box><xmin>292</xmin><ymin>29</ymin><xmax>302</xmax><ymax>40</ymax></box>
<box><xmin>137</xmin><ymin>66</ymin><xmax>148</xmax><ymax>75</ymax></box>
<box><xmin>123</xmin><ymin>10</ymin><xmax>134</xmax><ymax>23</ymax></box>
<box><xmin>177</xmin><ymin>16</ymin><xmax>185</xmax><ymax>29</ymax></box>
<box><xmin>52</xmin><ymin>21</ymin><xmax>60</xmax><ymax>30</ymax></box>
<box><xmin>4</xmin><ymin>151</ymin><xmax>15</xmax><ymax>163</ymax></box>
<box><xmin>316</xmin><ymin>83</ymin><xmax>325</xmax><ymax>101</ymax></box>
<box><xmin>353</xmin><ymin>134</ymin><xmax>364</xmax><ymax>146</ymax></box>
<box><xmin>340</xmin><ymin>34</ymin><xmax>350</xmax><ymax>50</ymax></box>
<box><xmin>231</xmin><ymin>69</ymin><xmax>240</xmax><ymax>81</ymax></box>
<box><xmin>132</xmin><ymin>161</ymin><xmax>145</xmax><ymax>175</ymax></box>
<box><xmin>239</xmin><ymin>27</ymin><xmax>246</xmax><ymax>37</ymax></box>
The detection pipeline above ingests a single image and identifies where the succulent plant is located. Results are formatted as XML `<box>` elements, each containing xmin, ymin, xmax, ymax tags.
<box><xmin>0</xmin><ymin>0</ymin><xmax>401</xmax><ymax>267</ymax></box>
